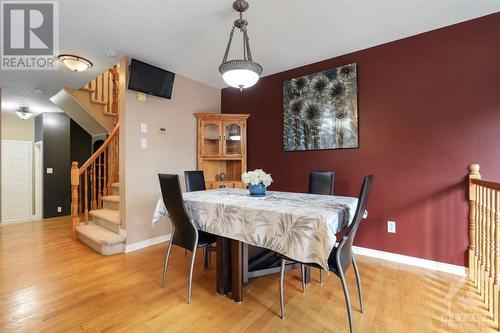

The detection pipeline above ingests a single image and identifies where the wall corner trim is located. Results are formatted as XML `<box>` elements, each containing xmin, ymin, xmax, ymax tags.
<box><xmin>125</xmin><ymin>234</ymin><xmax>171</xmax><ymax>253</ymax></box>
<box><xmin>353</xmin><ymin>246</ymin><xmax>467</xmax><ymax>277</ymax></box>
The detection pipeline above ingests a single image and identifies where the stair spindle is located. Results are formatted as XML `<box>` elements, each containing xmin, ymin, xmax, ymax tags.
<box><xmin>104</xmin><ymin>147</ymin><xmax>108</xmax><ymax>196</ymax></box>
<box><xmin>71</xmin><ymin>162</ymin><xmax>79</xmax><ymax>240</ymax></box>
<box><xmin>495</xmin><ymin>190</ymin><xmax>500</xmax><ymax>326</ymax></box>
<box><xmin>98</xmin><ymin>154</ymin><xmax>102</xmax><ymax>208</ymax></box>
<box><xmin>490</xmin><ymin>188</ymin><xmax>496</xmax><ymax>313</ymax></box>
<box><xmin>84</xmin><ymin>170</ymin><xmax>89</xmax><ymax>224</ymax></box>
<box><xmin>92</xmin><ymin>161</ymin><xmax>97</xmax><ymax>210</ymax></box>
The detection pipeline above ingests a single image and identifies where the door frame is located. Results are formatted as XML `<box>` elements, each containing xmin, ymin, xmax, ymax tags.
<box><xmin>34</xmin><ymin>141</ymin><xmax>43</xmax><ymax>220</ymax></box>
<box><xmin>1</xmin><ymin>140</ymin><xmax>33</xmax><ymax>223</ymax></box>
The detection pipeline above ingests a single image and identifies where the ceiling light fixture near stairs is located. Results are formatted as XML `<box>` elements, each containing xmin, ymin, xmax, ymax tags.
<box><xmin>58</xmin><ymin>54</ymin><xmax>93</xmax><ymax>72</ymax></box>
<box><xmin>16</xmin><ymin>106</ymin><xmax>34</xmax><ymax>120</ymax></box>
<box><xmin>219</xmin><ymin>0</ymin><xmax>263</xmax><ymax>91</ymax></box>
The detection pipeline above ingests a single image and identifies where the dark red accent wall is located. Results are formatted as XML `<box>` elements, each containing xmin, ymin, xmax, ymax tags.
<box><xmin>221</xmin><ymin>13</ymin><xmax>500</xmax><ymax>266</ymax></box>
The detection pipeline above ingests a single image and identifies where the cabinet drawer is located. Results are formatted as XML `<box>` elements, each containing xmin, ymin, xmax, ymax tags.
<box><xmin>209</xmin><ymin>181</ymin><xmax>246</xmax><ymax>189</ymax></box>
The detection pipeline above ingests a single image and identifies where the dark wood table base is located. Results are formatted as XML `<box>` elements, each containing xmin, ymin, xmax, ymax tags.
<box><xmin>216</xmin><ymin>236</ymin><xmax>311</xmax><ymax>302</ymax></box>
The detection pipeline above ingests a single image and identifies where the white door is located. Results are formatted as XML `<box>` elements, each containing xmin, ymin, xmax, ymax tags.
<box><xmin>2</xmin><ymin>140</ymin><xmax>33</xmax><ymax>223</ymax></box>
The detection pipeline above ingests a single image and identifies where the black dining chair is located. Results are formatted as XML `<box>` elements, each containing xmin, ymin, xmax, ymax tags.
<box><xmin>184</xmin><ymin>170</ymin><xmax>215</xmax><ymax>267</ymax></box>
<box><xmin>308</xmin><ymin>171</ymin><xmax>335</xmax><ymax>283</ymax></box>
<box><xmin>308</xmin><ymin>171</ymin><xmax>335</xmax><ymax>195</ymax></box>
<box><xmin>279</xmin><ymin>175</ymin><xmax>373</xmax><ymax>333</ymax></box>
<box><xmin>158</xmin><ymin>174</ymin><xmax>217</xmax><ymax>303</ymax></box>
<box><xmin>184</xmin><ymin>170</ymin><xmax>206</xmax><ymax>192</ymax></box>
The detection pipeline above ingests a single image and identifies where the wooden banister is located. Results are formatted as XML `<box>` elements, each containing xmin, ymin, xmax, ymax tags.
<box><xmin>79</xmin><ymin>124</ymin><xmax>119</xmax><ymax>172</ymax></box>
<box><xmin>468</xmin><ymin>164</ymin><xmax>500</xmax><ymax>329</ymax></box>
<box><xmin>71</xmin><ymin>123</ymin><xmax>119</xmax><ymax>240</ymax></box>
<box><xmin>72</xmin><ymin>62</ymin><xmax>122</xmax><ymax>242</ymax></box>
<box><xmin>82</xmin><ymin>65</ymin><xmax>120</xmax><ymax>118</ymax></box>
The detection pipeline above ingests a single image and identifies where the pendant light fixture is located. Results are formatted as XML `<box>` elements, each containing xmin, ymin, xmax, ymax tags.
<box><xmin>219</xmin><ymin>0</ymin><xmax>262</xmax><ymax>91</ymax></box>
<box><xmin>16</xmin><ymin>106</ymin><xmax>34</xmax><ymax>120</ymax></box>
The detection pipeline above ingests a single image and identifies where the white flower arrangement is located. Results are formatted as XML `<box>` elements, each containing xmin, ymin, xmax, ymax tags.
<box><xmin>242</xmin><ymin>169</ymin><xmax>273</xmax><ymax>187</ymax></box>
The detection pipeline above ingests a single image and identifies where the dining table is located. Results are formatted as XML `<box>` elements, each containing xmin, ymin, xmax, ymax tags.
<box><xmin>153</xmin><ymin>188</ymin><xmax>358</xmax><ymax>302</ymax></box>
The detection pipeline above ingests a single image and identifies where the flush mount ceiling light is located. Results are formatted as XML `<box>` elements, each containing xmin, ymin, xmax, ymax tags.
<box><xmin>16</xmin><ymin>106</ymin><xmax>33</xmax><ymax>120</ymax></box>
<box><xmin>219</xmin><ymin>0</ymin><xmax>263</xmax><ymax>91</ymax></box>
<box><xmin>58</xmin><ymin>54</ymin><xmax>93</xmax><ymax>72</ymax></box>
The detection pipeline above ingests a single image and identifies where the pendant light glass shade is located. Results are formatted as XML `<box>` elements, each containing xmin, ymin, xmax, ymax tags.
<box><xmin>219</xmin><ymin>60</ymin><xmax>262</xmax><ymax>89</ymax></box>
<box><xmin>219</xmin><ymin>0</ymin><xmax>262</xmax><ymax>91</ymax></box>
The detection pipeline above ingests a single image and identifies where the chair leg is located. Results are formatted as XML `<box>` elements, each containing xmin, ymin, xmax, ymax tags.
<box><xmin>280</xmin><ymin>259</ymin><xmax>286</xmax><ymax>319</ymax></box>
<box><xmin>207</xmin><ymin>245</ymin><xmax>212</xmax><ymax>267</ymax></box>
<box><xmin>339</xmin><ymin>271</ymin><xmax>355</xmax><ymax>333</ymax></box>
<box><xmin>319</xmin><ymin>269</ymin><xmax>324</xmax><ymax>284</ymax></box>
<box><xmin>187</xmin><ymin>245</ymin><xmax>197</xmax><ymax>303</ymax></box>
<box><xmin>162</xmin><ymin>233</ymin><xmax>174</xmax><ymax>289</ymax></box>
<box><xmin>300</xmin><ymin>264</ymin><xmax>305</xmax><ymax>292</ymax></box>
<box><xmin>352</xmin><ymin>256</ymin><xmax>364</xmax><ymax>313</ymax></box>
<box><xmin>203</xmin><ymin>246</ymin><xmax>209</xmax><ymax>269</ymax></box>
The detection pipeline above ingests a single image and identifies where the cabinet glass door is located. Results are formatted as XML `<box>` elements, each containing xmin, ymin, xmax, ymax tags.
<box><xmin>202</xmin><ymin>121</ymin><xmax>221</xmax><ymax>156</ymax></box>
<box><xmin>224</xmin><ymin>122</ymin><xmax>242</xmax><ymax>156</ymax></box>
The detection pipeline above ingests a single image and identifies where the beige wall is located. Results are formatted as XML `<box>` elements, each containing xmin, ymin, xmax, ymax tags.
<box><xmin>122</xmin><ymin>74</ymin><xmax>220</xmax><ymax>245</ymax></box>
<box><xmin>1</xmin><ymin>111</ymin><xmax>34</xmax><ymax>141</ymax></box>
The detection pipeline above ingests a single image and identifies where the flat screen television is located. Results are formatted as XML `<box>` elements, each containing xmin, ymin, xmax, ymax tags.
<box><xmin>128</xmin><ymin>59</ymin><xmax>175</xmax><ymax>99</ymax></box>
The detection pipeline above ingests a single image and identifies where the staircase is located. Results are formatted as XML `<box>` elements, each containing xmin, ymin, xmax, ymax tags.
<box><xmin>66</xmin><ymin>63</ymin><xmax>125</xmax><ymax>255</ymax></box>
<box><xmin>76</xmin><ymin>183</ymin><xmax>125</xmax><ymax>255</ymax></box>
<box><xmin>50</xmin><ymin>66</ymin><xmax>119</xmax><ymax>136</ymax></box>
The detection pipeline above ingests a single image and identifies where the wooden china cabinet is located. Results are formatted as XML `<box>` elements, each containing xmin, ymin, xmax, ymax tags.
<box><xmin>194</xmin><ymin>113</ymin><xmax>249</xmax><ymax>189</ymax></box>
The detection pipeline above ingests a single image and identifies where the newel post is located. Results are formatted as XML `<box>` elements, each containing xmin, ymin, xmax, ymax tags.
<box><xmin>469</xmin><ymin>164</ymin><xmax>481</xmax><ymax>280</ymax></box>
<box><xmin>71</xmin><ymin>162</ymin><xmax>80</xmax><ymax>240</ymax></box>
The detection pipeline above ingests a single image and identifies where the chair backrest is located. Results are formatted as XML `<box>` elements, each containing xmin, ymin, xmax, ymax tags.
<box><xmin>308</xmin><ymin>171</ymin><xmax>335</xmax><ymax>195</ymax></box>
<box><xmin>184</xmin><ymin>170</ymin><xmax>206</xmax><ymax>192</ymax></box>
<box><xmin>158</xmin><ymin>174</ymin><xmax>198</xmax><ymax>251</ymax></box>
<box><xmin>335</xmin><ymin>175</ymin><xmax>373</xmax><ymax>274</ymax></box>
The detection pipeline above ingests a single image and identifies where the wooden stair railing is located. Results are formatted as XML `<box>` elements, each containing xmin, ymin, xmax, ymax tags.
<box><xmin>82</xmin><ymin>65</ymin><xmax>120</xmax><ymax>119</ymax></box>
<box><xmin>71</xmin><ymin>124</ymin><xmax>119</xmax><ymax>240</ymax></box>
<box><xmin>468</xmin><ymin>163</ymin><xmax>500</xmax><ymax>329</ymax></box>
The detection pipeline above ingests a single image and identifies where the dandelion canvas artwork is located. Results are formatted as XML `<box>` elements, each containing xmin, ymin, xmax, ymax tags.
<box><xmin>283</xmin><ymin>63</ymin><xmax>358</xmax><ymax>151</ymax></box>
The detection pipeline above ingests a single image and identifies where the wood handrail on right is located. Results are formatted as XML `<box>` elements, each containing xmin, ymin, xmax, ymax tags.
<box><xmin>471</xmin><ymin>178</ymin><xmax>500</xmax><ymax>192</ymax></box>
<box><xmin>468</xmin><ymin>163</ymin><xmax>500</xmax><ymax>330</ymax></box>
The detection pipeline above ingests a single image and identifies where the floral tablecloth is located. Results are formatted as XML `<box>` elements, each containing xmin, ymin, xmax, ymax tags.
<box><xmin>153</xmin><ymin>188</ymin><xmax>358</xmax><ymax>270</ymax></box>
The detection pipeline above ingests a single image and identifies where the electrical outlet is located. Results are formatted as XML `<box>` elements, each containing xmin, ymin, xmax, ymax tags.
<box><xmin>140</xmin><ymin>123</ymin><xmax>148</xmax><ymax>133</ymax></box>
<box><xmin>57</xmin><ymin>206</ymin><xmax>62</xmax><ymax>213</ymax></box>
<box><xmin>141</xmin><ymin>138</ymin><xmax>147</xmax><ymax>148</ymax></box>
<box><xmin>387</xmin><ymin>221</ymin><xmax>396</xmax><ymax>233</ymax></box>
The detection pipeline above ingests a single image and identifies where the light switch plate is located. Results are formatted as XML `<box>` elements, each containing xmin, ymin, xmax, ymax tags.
<box><xmin>47</xmin><ymin>168</ymin><xmax>53</xmax><ymax>174</ymax></box>
<box><xmin>57</xmin><ymin>207</ymin><xmax>62</xmax><ymax>213</ymax></box>
<box><xmin>387</xmin><ymin>221</ymin><xmax>396</xmax><ymax>233</ymax></box>
<box><xmin>141</xmin><ymin>138</ymin><xmax>147</xmax><ymax>148</ymax></box>
<box><xmin>140</xmin><ymin>123</ymin><xmax>147</xmax><ymax>133</ymax></box>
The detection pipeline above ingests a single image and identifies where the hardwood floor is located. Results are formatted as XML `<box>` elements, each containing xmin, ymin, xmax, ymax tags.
<box><xmin>0</xmin><ymin>216</ymin><xmax>495</xmax><ymax>332</ymax></box>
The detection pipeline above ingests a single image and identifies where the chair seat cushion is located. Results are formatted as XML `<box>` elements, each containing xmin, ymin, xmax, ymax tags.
<box><xmin>197</xmin><ymin>230</ymin><xmax>217</xmax><ymax>248</ymax></box>
<box><xmin>279</xmin><ymin>247</ymin><xmax>339</xmax><ymax>273</ymax></box>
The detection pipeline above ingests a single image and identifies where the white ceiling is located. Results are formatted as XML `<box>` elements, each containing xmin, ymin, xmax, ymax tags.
<box><xmin>1</xmin><ymin>0</ymin><xmax>500</xmax><ymax>115</ymax></box>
